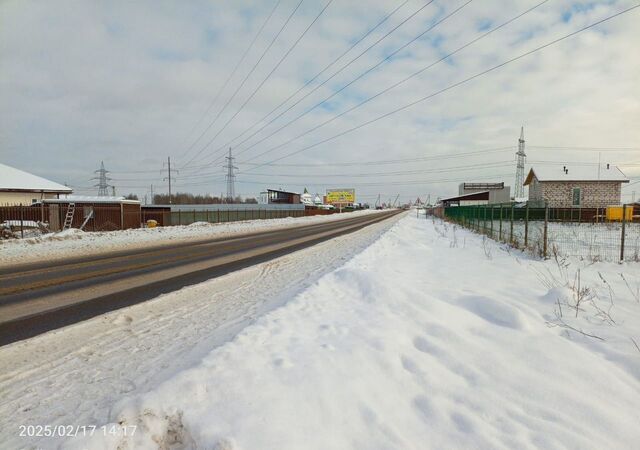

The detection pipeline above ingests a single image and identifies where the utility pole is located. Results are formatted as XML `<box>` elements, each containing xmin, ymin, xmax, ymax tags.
<box><xmin>92</xmin><ymin>161</ymin><xmax>112</xmax><ymax>197</ymax></box>
<box><xmin>111</xmin><ymin>186</ymin><xmax>116</xmax><ymax>196</ymax></box>
<box><xmin>515</xmin><ymin>126</ymin><xmax>526</xmax><ymax>199</ymax></box>
<box><xmin>163</xmin><ymin>157</ymin><xmax>177</xmax><ymax>204</ymax></box>
<box><xmin>224</xmin><ymin>147</ymin><xmax>238</xmax><ymax>203</ymax></box>
<box><xmin>150</xmin><ymin>184</ymin><xmax>154</xmax><ymax>205</ymax></box>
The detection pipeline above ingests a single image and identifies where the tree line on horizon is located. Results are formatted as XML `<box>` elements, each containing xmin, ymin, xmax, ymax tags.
<box><xmin>125</xmin><ymin>193</ymin><xmax>258</xmax><ymax>204</ymax></box>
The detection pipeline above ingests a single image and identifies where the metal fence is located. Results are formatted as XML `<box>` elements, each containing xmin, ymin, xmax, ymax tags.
<box><xmin>442</xmin><ymin>203</ymin><xmax>639</xmax><ymax>262</ymax></box>
<box><xmin>0</xmin><ymin>204</ymin><xmax>309</xmax><ymax>238</ymax></box>
<box><xmin>142</xmin><ymin>207</ymin><xmax>305</xmax><ymax>226</ymax></box>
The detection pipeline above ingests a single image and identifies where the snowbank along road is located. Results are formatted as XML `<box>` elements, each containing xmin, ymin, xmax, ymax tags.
<box><xmin>0</xmin><ymin>210</ymin><xmax>400</xmax><ymax>345</ymax></box>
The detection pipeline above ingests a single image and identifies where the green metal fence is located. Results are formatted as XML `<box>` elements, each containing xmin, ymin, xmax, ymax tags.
<box><xmin>443</xmin><ymin>203</ymin><xmax>639</xmax><ymax>262</ymax></box>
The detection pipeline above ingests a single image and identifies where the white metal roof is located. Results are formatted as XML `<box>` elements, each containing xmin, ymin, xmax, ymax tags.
<box><xmin>0</xmin><ymin>162</ymin><xmax>73</xmax><ymax>193</ymax></box>
<box><xmin>525</xmin><ymin>165</ymin><xmax>629</xmax><ymax>184</ymax></box>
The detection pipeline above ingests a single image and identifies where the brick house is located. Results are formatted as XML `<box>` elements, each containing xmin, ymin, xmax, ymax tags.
<box><xmin>524</xmin><ymin>165</ymin><xmax>629</xmax><ymax>208</ymax></box>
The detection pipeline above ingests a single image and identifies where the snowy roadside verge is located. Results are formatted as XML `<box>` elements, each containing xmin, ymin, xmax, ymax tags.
<box><xmin>0</xmin><ymin>209</ymin><xmax>382</xmax><ymax>267</ymax></box>
<box><xmin>64</xmin><ymin>214</ymin><xmax>640</xmax><ymax>450</ymax></box>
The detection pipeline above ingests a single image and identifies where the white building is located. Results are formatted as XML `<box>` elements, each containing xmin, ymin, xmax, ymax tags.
<box><xmin>301</xmin><ymin>188</ymin><xmax>313</xmax><ymax>206</ymax></box>
<box><xmin>0</xmin><ymin>162</ymin><xmax>72</xmax><ymax>206</ymax></box>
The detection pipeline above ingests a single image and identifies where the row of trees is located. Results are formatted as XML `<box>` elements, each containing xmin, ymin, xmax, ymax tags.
<box><xmin>124</xmin><ymin>192</ymin><xmax>258</xmax><ymax>205</ymax></box>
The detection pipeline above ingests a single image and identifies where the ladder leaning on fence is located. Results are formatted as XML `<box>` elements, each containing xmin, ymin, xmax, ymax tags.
<box><xmin>62</xmin><ymin>203</ymin><xmax>75</xmax><ymax>230</ymax></box>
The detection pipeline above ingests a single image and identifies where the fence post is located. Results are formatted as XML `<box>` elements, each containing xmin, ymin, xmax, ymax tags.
<box><xmin>524</xmin><ymin>202</ymin><xmax>529</xmax><ymax>248</ymax></box>
<box><xmin>620</xmin><ymin>204</ymin><xmax>627</xmax><ymax>262</ymax></box>
<box><xmin>489</xmin><ymin>205</ymin><xmax>493</xmax><ymax>238</ymax></box>
<box><xmin>193</xmin><ymin>209</ymin><xmax>196</xmax><ymax>224</ymax></box>
<box><xmin>483</xmin><ymin>205</ymin><xmax>487</xmax><ymax>234</ymax></box>
<box><xmin>543</xmin><ymin>202</ymin><xmax>549</xmax><ymax>258</ymax></box>
<box><xmin>510</xmin><ymin>204</ymin><xmax>514</xmax><ymax>245</ymax></box>
<box><xmin>178</xmin><ymin>209</ymin><xmax>182</xmax><ymax>225</ymax></box>
<box><xmin>20</xmin><ymin>205</ymin><xmax>24</xmax><ymax>239</ymax></box>
<box><xmin>499</xmin><ymin>205</ymin><xmax>503</xmax><ymax>241</ymax></box>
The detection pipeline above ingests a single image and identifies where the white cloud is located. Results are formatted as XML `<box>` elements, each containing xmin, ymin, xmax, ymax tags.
<box><xmin>0</xmin><ymin>0</ymin><xmax>638</xmax><ymax>203</ymax></box>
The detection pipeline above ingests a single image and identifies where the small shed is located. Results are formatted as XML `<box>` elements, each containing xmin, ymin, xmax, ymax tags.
<box><xmin>42</xmin><ymin>196</ymin><xmax>141</xmax><ymax>231</ymax></box>
<box><xmin>524</xmin><ymin>165</ymin><xmax>629</xmax><ymax>208</ymax></box>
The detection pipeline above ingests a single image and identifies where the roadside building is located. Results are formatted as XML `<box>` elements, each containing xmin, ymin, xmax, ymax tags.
<box><xmin>524</xmin><ymin>165</ymin><xmax>629</xmax><ymax>207</ymax></box>
<box><xmin>0</xmin><ymin>162</ymin><xmax>72</xmax><ymax>205</ymax></box>
<box><xmin>301</xmin><ymin>188</ymin><xmax>314</xmax><ymax>206</ymax></box>
<box><xmin>42</xmin><ymin>196</ymin><xmax>141</xmax><ymax>231</ymax></box>
<box><xmin>440</xmin><ymin>191</ymin><xmax>492</xmax><ymax>207</ymax></box>
<box><xmin>258</xmin><ymin>189</ymin><xmax>301</xmax><ymax>205</ymax></box>
<box><xmin>458</xmin><ymin>182</ymin><xmax>511</xmax><ymax>203</ymax></box>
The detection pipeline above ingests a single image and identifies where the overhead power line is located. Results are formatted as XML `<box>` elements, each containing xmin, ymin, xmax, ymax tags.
<box><xmin>241</xmin><ymin>4</ymin><xmax>640</xmax><ymax>173</ymax></box>
<box><xmin>183</xmin><ymin>0</ymin><xmax>335</xmax><ymax>170</ymax></box>
<box><xmin>177</xmin><ymin>0</ymin><xmax>283</xmax><ymax>164</ymax></box>
<box><xmin>240</xmin><ymin>146</ymin><xmax>515</xmax><ymax>166</ymax></box>
<box><xmin>232</xmin><ymin>0</ymin><xmax>478</xmax><ymax>161</ymax></box>
<box><xmin>177</xmin><ymin>0</ymin><xmax>305</xmax><ymax>168</ymax></box>
<box><xmin>157</xmin><ymin>172</ymin><xmax>513</xmax><ymax>189</ymax></box>
<box><xmin>528</xmin><ymin>145</ymin><xmax>640</xmax><ymax>151</ymax></box>
<box><xmin>183</xmin><ymin>0</ymin><xmax>438</xmax><ymax>170</ymax></box>
<box><xmin>236</xmin><ymin>0</ymin><xmax>549</xmax><ymax>167</ymax></box>
<box><xmin>194</xmin><ymin>0</ymin><xmax>410</xmax><ymax>166</ymax></box>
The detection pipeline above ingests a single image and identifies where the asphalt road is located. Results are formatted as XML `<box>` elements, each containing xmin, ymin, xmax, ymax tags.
<box><xmin>0</xmin><ymin>210</ymin><xmax>401</xmax><ymax>345</ymax></box>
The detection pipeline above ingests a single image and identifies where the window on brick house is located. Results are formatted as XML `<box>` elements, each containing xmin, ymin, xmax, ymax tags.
<box><xmin>572</xmin><ymin>187</ymin><xmax>581</xmax><ymax>206</ymax></box>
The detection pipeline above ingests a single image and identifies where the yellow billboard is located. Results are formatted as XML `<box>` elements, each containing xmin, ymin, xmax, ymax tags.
<box><xmin>326</xmin><ymin>189</ymin><xmax>355</xmax><ymax>204</ymax></box>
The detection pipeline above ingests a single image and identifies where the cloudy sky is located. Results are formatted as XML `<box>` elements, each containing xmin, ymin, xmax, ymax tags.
<box><xmin>1</xmin><ymin>0</ymin><xmax>639</xmax><ymax>204</ymax></box>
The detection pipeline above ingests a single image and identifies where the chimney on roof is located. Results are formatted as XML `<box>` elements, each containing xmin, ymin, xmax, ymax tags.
<box><xmin>565</xmin><ymin>167</ymin><xmax>568</xmax><ymax>174</ymax></box>
<box><xmin>607</xmin><ymin>163</ymin><xmax>610</xmax><ymax>170</ymax></box>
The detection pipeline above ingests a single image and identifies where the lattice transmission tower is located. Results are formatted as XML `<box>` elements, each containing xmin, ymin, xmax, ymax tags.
<box><xmin>92</xmin><ymin>161</ymin><xmax>112</xmax><ymax>197</ymax></box>
<box><xmin>514</xmin><ymin>127</ymin><xmax>526</xmax><ymax>199</ymax></box>
<box><xmin>224</xmin><ymin>148</ymin><xmax>238</xmax><ymax>202</ymax></box>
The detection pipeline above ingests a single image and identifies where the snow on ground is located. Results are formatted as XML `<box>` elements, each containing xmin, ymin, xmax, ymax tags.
<box><xmin>0</xmin><ymin>212</ymin><xmax>400</xmax><ymax>450</ymax></box>
<box><xmin>0</xmin><ymin>209</ymin><xmax>382</xmax><ymax>268</ymax></box>
<box><xmin>461</xmin><ymin>220</ymin><xmax>640</xmax><ymax>262</ymax></box>
<box><xmin>58</xmin><ymin>214</ymin><xmax>640</xmax><ymax>450</ymax></box>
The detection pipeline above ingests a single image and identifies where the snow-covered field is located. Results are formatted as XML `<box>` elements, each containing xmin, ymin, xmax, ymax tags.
<box><xmin>0</xmin><ymin>209</ymin><xmax>381</xmax><ymax>267</ymax></box>
<box><xmin>3</xmin><ymin>214</ymin><xmax>640</xmax><ymax>449</ymax></box>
